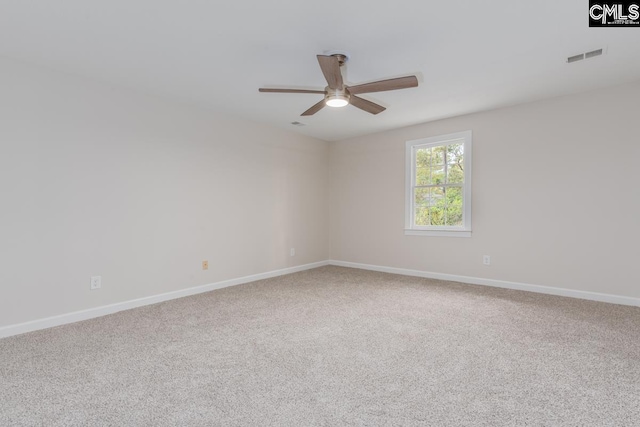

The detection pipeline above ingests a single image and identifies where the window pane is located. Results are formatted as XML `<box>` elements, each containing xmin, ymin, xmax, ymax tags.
<box><xmin>431</xmin><ymin>166</ymin><xmax>445</xmax><ymax>185</ymax></box>
<box><xmin>446</xmin><ymin>143</ymin><xmax>464</xmax><ymax>184</ymax></box>
<box><xmin>429</xmin><ymin>205</ymin><xmax>445</xmax><ymax>225</ymax></box>
<box><xmin>415</xmin><ymin>167</ymin><xmax>431</xmax><ymax>185</ymax></box>
<box><xmin>446</xmin><ymin>143</ymin><xmax>464</xmax><ymax>164</ymax></box>
<box><xmin>414</xmin><ymin>207</ymin><xmax>430</xmax><ymax>226</ymax></box>
<box><xmin>431</xmin><ymin>146</ymin><xmax>445</xmax><ymax>166</ymax></box>
<box><xmin>415</xmin><ymin>148</ymin><xmax>430</xmax><ymax>168</ymax></box>
<box><xmin>414</xmin><ymin>188</ymin><xmax>430</xmax><ymax>207</ymax></box>
<box><xmin>445</xmin><ymin>187</ymin><xmax>463</xmax><ymax>226</ymax></box>
<box><xmin>445</xmin><ymin>206</ymin><xmax>463</xmax><ymax>226</ymax></box>
<box><xmin>447</xmin><ymin>163</ymin><xmax>464</xmax><ymax>184</ymax></box>
<box><xmin>431</xmin><ymin>186</ymin><xmax>445</xmax><ymax>206</ymax></box>
<box><xmin>445</xmin><ymin>186</ymin><xmax>463</xmax><ymax>207</ymax></box>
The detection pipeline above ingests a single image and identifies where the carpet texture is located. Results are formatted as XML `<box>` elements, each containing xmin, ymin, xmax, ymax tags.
<box><xmin>1</xmin><ymin>266</ymin><xmax>639</xmax><ymax>426</ymax></box>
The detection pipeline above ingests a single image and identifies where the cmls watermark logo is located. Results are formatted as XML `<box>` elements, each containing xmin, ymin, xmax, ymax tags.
<box><xmin>589</xmin><ymin>2</ymin><xmax>640</xmax><ymax>26</ymax></box>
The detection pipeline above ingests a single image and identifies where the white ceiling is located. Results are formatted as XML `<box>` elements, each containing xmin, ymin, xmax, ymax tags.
<box><xmin>1</xmin><ymin>1</ymin><xmax>639</xmax><ymax>141</ymax></box>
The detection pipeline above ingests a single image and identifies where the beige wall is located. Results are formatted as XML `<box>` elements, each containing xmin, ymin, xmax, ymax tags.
<box><xmin>0</xmin><ymin>58</ymin><xmax>330</xmax><ymax>327</ymax></box>
<box><xmin>2</xmin><ymin>56</ymin><xmax>639</xmax><ymax>329</ymax></box>
<box><xmin>330</xmin><ymin>81</ymin><xmax>640</xmax><ymax>298</ymax></box>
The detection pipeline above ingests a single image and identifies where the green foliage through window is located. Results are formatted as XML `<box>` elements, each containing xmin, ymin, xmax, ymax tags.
<box><xmin>413</xmin><ymin>143</ymin><xmax>464</xmax><ymax>227</ymax></box>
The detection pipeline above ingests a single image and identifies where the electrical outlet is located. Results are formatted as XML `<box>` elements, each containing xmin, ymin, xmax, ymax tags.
<box><xmin>202</xmin><ymin>260</ymin><xmax>209</xmax><ymax>270</ymax></box>
<box><xmin>90</xmin><ymin>276</ymin><xmax>101</xmax><ymax>290</ymax></box>
<box><xmin>483</xmin><ymin>255</ymin><xmax>491</xmax><ymax>266</ymax></box>
<box><xmin>290</xmin><ymin>248</ymin><xmax>295</xmax><ymax>257</ymax></box>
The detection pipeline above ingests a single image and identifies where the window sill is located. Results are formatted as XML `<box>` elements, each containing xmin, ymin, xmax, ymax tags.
<box><xmin>404</xmin><ymin>229</ymin><xmax>472</xmax><ymax>238</ymax></box>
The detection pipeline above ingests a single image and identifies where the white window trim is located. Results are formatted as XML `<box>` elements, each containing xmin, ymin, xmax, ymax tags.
<box><xmin>404</xmin><ymin>130</ymin><xmax>472</xmax><ymax>237</ymax></box>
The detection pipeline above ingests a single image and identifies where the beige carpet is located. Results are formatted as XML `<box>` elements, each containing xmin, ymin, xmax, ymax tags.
<box><xmin>1</xmin><ymin>266</ymin><xmax>639</xmax><ymax>426</ymax></box>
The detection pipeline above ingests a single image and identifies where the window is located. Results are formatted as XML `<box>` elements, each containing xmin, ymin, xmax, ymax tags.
<box><xmin>405</xmin><ymin>131</ymin><xmax>472</xmax><ymax>237</ymax></box>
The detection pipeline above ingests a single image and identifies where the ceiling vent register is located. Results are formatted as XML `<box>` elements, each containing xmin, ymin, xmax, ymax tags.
<box><xmin>567</xmin><ymin>48</ymin><xmax>604</xmax><ymax>64</ymax></box>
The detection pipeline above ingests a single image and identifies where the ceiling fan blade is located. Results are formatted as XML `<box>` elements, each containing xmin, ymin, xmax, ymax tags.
<box><xmin>301</xmin><ymin>99</ymin><xmax>326</xmax><ymax>116</ymax></box>
<box><xmin>347</xmin><ymin>76</ymin><xmax>418</xmax><ymax>95</ymax></box>
<box><xmin>350</xmin><ymin>96</ymin><xmax>386</xmax><ymax>115</ymax></box>
<box><xmin>317</xmin><ymin>55</ymin><xmax>344</xmax><ymax>90</ymax></box>
<box><xmin>259</xmin><ymin>88</ymin><xmax>325</xmax><ymax>94</ymax></box>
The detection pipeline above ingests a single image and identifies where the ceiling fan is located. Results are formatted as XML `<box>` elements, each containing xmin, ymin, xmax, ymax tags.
<box><xmin>259</xmin><ymin>53</ymin><xmax>418</xmax><ymax>116</ymax></box>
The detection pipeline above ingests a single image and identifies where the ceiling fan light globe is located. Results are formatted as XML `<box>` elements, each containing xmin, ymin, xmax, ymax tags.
<box><xmin>324</xmin><ymin>85</ymin><xmax>351</xmax><ymax>108</ymax></box>
<box><xmin>326</xmin><ymin>98</ymin><xmax>349</xmax><ymax>108</ymax></box>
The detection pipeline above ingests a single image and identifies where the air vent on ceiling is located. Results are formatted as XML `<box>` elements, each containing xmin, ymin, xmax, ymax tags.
<box><xmin>585</xmin><ymin>48</ymin><xmax>603</xmax><ymax>59</ymax></box>
<box><xmin>290</xmin><ymin>121</ymin><xmax>305</xmax><ymax>127</ymax></box>
<box><xmin>567</xmin><ymin>48</ymin><xmax>604</xmax><ymax>64</ymax></box>
<box><xmin>567</xmin><ymin>53</ymin><xmax>584</xmax><ymax>63</ymax></box>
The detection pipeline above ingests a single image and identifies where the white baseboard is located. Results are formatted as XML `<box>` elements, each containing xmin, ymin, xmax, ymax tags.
<box><xmin>3</xmin><ymin>259</ymin><xmax>638</xmax><ymax>339</ymax></box>
<box><xmin>329</xmin><ymin>260</ymin><xmax>640</xmax><ymax>307</ymax></box>
<box><xmin>0</xmin><ymin>261</ymin><xmax>329</xmax><ymax>339</ymax></box>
